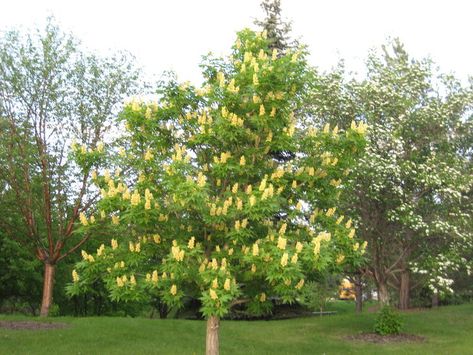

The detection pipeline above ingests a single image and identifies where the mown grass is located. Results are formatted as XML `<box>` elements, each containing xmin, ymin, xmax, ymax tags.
<box><xmin>1</xmin><ymin>302</ymin><xmax>472</xmax><ymax>354</ymax></box>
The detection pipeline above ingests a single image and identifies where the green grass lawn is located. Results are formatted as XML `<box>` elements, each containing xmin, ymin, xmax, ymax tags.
<box><xmin>1</xmin><ymin>302</ymin><xmax>472</xmax><ymax>354</ymax></box>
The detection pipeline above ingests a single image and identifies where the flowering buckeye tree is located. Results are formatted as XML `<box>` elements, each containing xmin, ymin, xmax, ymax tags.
<box><xmin>67</xmin><ymin>29</ymin><xmax>366</xmax><ymax>355</ymax></box>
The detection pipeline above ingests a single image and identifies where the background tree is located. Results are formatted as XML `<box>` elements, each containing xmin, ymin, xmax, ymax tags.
<box><xmin>68</xmin><ymin>29</ymin><xmax>366</xmax><ymax>355</ymax></box>
<box><xmin>0</xmin><ymin>19</ymin><xmax>141</xmax><ymax>316</ymax></box>
<box><xmin>308</xmin><ymin>39</ymin><xmax>473</xmax><ymax>308</ymax></box>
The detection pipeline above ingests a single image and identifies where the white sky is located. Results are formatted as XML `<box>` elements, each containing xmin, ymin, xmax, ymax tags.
<box><xmin>1</xmin><ymin>0</ymin><xmax>472</xmax><ymax>85</ymax></box>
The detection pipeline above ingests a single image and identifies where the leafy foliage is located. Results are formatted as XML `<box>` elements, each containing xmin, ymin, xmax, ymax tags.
<box><xmin>68</xmin><ymin>29</ymin><xmax>366</xmax><ymax>319</ymax></box>
<box><xmin>374</xmin><ymin>305</ymin><xmax>402</xmax><ymax>335</ymax></box>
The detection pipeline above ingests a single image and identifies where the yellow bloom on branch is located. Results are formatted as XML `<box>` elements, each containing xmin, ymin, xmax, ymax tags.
<box><xmin>170</xmin><ymin>284</ymin><xmax>177</xmax><ymax>296</ymax></box>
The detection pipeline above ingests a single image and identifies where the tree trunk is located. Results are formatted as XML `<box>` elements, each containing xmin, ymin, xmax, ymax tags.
<box><xmin>39</xmin><ymin>263</ymin><xmax>55</xmax><ymax>317</ymax></box>
<box><xmin>432</xmin><ymin>291</ymin><xmax>439</xmax><ymax>308</ymax></box>
<box><xmin>354</xmin><ymin>275</ymin><xmax>363</xmax><ymax>313</ymax></box>
<box><xmin>206</xmin><ymin>315</ymin><xmax>220</xmax><ymax>355</ymax></box>
<box><xmin>399</xmin><ymin>269</ymin><xmax>410</xmax><ymax>310</ymax></box>
<box><xmin>378</xmin><ymin>282</ymin><xmax>389</xmax><ymax>306</ymax></box>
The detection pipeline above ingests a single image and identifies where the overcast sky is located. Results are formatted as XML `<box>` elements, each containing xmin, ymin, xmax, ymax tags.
<box><xmin>1</xmin><ymin>0</ymin><xmax>471</xmax><ymax>85</ymax></box>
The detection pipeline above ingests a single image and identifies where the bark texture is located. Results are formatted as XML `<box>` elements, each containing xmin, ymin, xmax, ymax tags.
<box><xmin>40</xmin><ymin>263</ymin><xmax>55</xmax><ymax>317</ymax></box>
<box><xmin>206</xmin><ymin>316</ymin><xmax>220</xmax><ymax>355</ymax></box>
<box><xmin>399</xmin><ymin>269</ymin><xmax>410</xmax><ymax>310</ymax></box>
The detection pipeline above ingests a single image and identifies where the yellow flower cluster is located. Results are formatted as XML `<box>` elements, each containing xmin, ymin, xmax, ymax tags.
<box><xmin>197</xmin><ymin>172</ymin><xmax>207</xmax><ymax>188</ymax></box>
<box><xmin>213</xmin><ymin>151</ymin><xmax>231</xmax><ymax>164</ymax></box>
<box><xmin>295</xmin><ymin>279</ymin><xmax>305</xmax><ymax>290</ymax></box>
<box><xmin>252</xmin><ymin>243</ymin><xmax>259</xmax><ymax>256</ymax></box>
<box><xmin>277</xmin><ymin>236</ymin><xmax>287</xmax><ymax>250</ymax></box>
<box><xmin>325</xmin><ymin>207</ymin><xmax>336</xmax><ymax>217</ymax></box>
<box><xmin>188</xmin><ymin>236</ymin><xmax>195</xmax><ymax>249</ymax></box>
<box><xmin>350</xmin><ymin>120</ymin><xmax>368</xmax><ymax>134</ymax></box>
<box><xmin>79</xmin><ymin>212</ymin><xmax>89</xmax><ymax>226</ymax></box>
<box><xmin>144</xmin><ymin>149</ymin><xmax>153</xmax><ymax>161</ymax></box>
<box><xmin>234</xmin><ymin>218</ymin><xmax>248</xmax><ymax>231</ymax></box>
<box><xmin>312</xmin><ymin>231</ymin><xmax>331</xmax><ymax>255</ymax></box>
<box><xmin>227</xmin><ymin>79</ymin><xmax>240</xmax><ymax>93</ymax></box>
<box><xmin>81</xmin><ymin>250</ymin><xmax>95</xmax><ymax>262</ymax></box>
<box><xmin>170</xmin><ymin>284</ymin><xmax>177</xmax><ymax>296</ymax></box>
<box><xmin>171</xmin><ymin>241</ymin><xmax>185</xmax><ymax>261</ymax></box>
<box><xmin>348</xmin><ymin>229</ymin><xmax>356</xmax><ymax>239</ymax></box>
<box><xmin>280</xmin><ymin>252</ymin><xmax>289</xmax><ymax>267</ymax></box>
<box><xmin>336</xmin><ymin>254</ymin><xmax>345</xmax><ymax>264</ymax></box>
<box><xmin>295</xmin><ymin>242</ymin><xmax>303</xmax><ymax>253</ymax></box>
<box><xmin>97</xmin><ymin>244</ymin><xmax>105</xmax><ymax>257</ymax></box>
<box><xmin>172</xmin><ymin>144</ymin><xmax>187</xmax><ymax>162</ymax></box>
<box><xmin>128</xmin><ymin>242</ymin><xmax>140</xmax><ymax>253</ymax></box>
<box><xmin>260</xmin><ymin>292</ymin><xmax>267</xmax><ymax>302</ymax></box>
<box><xmin>72</xmin><ymin>269</ymin><xmax>80</xmax><ymax>282</ymax></box>
<box><xmin>131</xmin><ymin>191</ymin><xmax>141</xmax><ymax>206</ymax></box>
<box><xmin>279</xmin><ymin>223</ymin><xmax>287</xmax><ymax>236</ymax></box>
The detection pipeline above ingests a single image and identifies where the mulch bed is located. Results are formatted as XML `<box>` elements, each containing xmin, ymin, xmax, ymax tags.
<box><xmin>346</xmin><ymin>333</ymin><xmax>425</xmax><ymax>344</ymax></box>
<box><xmin>0</xmin><ymin>320</ymin><xmax>69</xmax><ymax>330</ymax></box>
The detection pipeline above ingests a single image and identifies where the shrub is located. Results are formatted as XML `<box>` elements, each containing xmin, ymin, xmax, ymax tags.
<box><xmin>374</xmin><ymin>306</ymin><xmax>402</xmax><ymax>335</ymax></box>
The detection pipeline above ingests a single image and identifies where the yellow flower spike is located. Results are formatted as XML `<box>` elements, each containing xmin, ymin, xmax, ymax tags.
<box><xmin>323</xmin><ymin>123</ymin><xmax>330</xmax><ymax>134</ymax></box>
<box><xmin>209</xmin><ymin>289</ymin><xmax>218</xmax><ymax>300</ymax></box>
<box><xmin>130</xmin><ymin>275</ymin><xmax>136</xmax><ymax>285</ymax></box>
<box><xmin>244</xmin><ymin>51</ymin><xmax>252</xmax><ymax>63</ymax></box>
<box><xmin>112</xmin><ymin>216</ymin><xmax>120</xmax><ymax>225</ymax></box>
<box><xmin>232</xmin><ymin>183</ymin><xmax>239</xmax><ymax>194</ymax></box>
<box><xmin>280</xmin><ymin>253</ymin><xmax>289</xmax><ymax>267</ymax></box>
<box><xmin>212</xmin><ymin>278</ymin><xmax>219</xmax><ymax>289</ymax></box>
<box><xmin>251</xmin><ymin>264</ymin><xmax>257</xmax><ymax>273</ymax></box>
<box><xmin>235</xmin><ymin>38</ymin><xmax>242</xmax><ymax>49</ymax></box>
<box><xmin>291</xmin><ymin>253</ymin><xmax>298</xmax><ymax>264</ymax></box>
<box><xmin>336</xmin><ymin>254</ymin><xmax>345</xmax><ymax>264</ymax></box>
<box><xmin>259</xmin><ymin>104</ymin><xmax>265</xmax><ymax>116</ymax></box>
<box><xmin>295</xmin><ymin>242</ymin><xmax>303</xmax><ymax>253</ymax></box>
<box><xmin>295</xmin><ymin>279</ymin><xmax>305</xmax><ymax>290</ymax></box>
<box><xmin>144</xmin><ymin>149</ymin><xmax>153</xmax><ymax>161</ymax></box>
<box><xmin>252</xmin><ymin>243</ymin><xmax>259</xmax><ymax>256</ymax></box>
<box><xmin>188</xmin><ymin>236</ymin><xmax>195</xmax><ymax>249</ymax></box>
<box><xmin>116</xmin><ymin>277</ymin><xmax>124</xmax><ymax>287</ymax></box>
<box><xmin>353</xmin><ymin>242</ymin><xmax>360</xmax><ymax>251</ymax></box>
<box><xmin>224</xmin><ymin>278</ymin><xmax>231</xmax><ymax>291</ymax></box>
<box><xmin>170</xmin><ymin>284</ymin><xmax>177</xmax><ymax>296</ymax></box>
<box><xmin>79</xmin><ymin>212</ymin><xmax>88</xmax><ymax>226</ymax></box>
<box><xmin>152</xmin><ymin>270</ymin><xmax>159</xmax><ymax>283</ymax></box>
<box><xmin>241</xmin><ymin>218</ymin><xmax>248</xmax><ymax>228</ymax></box>
<box><xmin>296</xmin><ymin>200</ymin><xmax>303</xmax><ymax>211</ymax></box>
<box><xmin>129</xmin><ymin>242</ymin><xmax>135</xmax><ymax>252</ymax></box>
<box><xmin>261</xmin><ymin>30</ymin><xmax>267</xmax><ymax>39</ymax></box>
<box><xmin>348</xmin><ymin>229</ymin><xmax>356</xmax><ymax>239</ymax></box>
<box><xmin>336</xmin><ymin>216</ymin><xmax>344</xmax><ymax>225</ymax></box>
<box><xmin>277</xmin><ymin>236</ymin><xmax>287</xmax><ymax>250</ymax></box>
<box><xmin>270</xmin><ymin>107</ymin><xmax>276</xmax><ymax>117</ymax></box>
<box><xmin>216</xmin><ymin>72</ymin><xmax>225</xmax><ymax>88</ymax></box>
<box><xmin>91</xmin><ymin>170</ymin><xmax>97</xmax><ymax>180</ymax></box>
<box><xmin>111</xmin><ymin>239</ymin><xmax>118</xmax><ymax>250</ymax></box>
<box><xmin>259</xmin><ymin>292</ymin><xmax>267</xmax><ymax>302</ymax></box>
<box><xmin>279</xmin><ymin>223</ymin><xmax>287</xmax><ymax>236</ymax></box>
<box><xmin>345</xmin><ymin>219</ymin><xmax>353</xmax><ymax>229</ymax></box>
<box><xmin>246</xmin><ymin>185</ymin><xmax>253</xmax><ymax>194</ymax></box>
<box><xmin>72</xmin><ymin>270</ymin><xmax>80</xmax><ymax>282</ymax></box>
<box><xmin>249</xmin><ymin>195</ymin><xmax>256</xmax><ymax>206</ymax></box>
<box><xmin>239</xmin><ymin>156</ymin><xmax>246</xmax><ymax>166</ymax></box>
<box><xmin>120</xmin><ymin>261</ymin><xmax>125</xmax><ymax>268</ymax></box>
<box><xmin>131</xmin><ymin>191</ymin><xmax>141</xmax><ymax>206</ymax></box>
<box><xmin>211</xmin><ymin>258</ymin><xmax>218</xmax><ymax>270</ymax></box>
<box><xmin>253</xmin><ymin>73</ymin><xmax>259</xmax><ymax>86</ymax></box>
<box><xmin>271</xmin><ymin>48</ymin><xmax>278</xmax><ymax>60</ymax></box>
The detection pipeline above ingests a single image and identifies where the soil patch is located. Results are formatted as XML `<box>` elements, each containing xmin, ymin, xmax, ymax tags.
<box><xmin>0</xmin><ymin>320</ymin><xmax>69</xmax><ymax>330</ymax></box>
<box><xmin>346</xmin><ymin>333</ymin><xmax>425</xmax><ymax>344</ymax></box>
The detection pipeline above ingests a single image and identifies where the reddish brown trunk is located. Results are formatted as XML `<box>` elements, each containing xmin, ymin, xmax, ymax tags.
<box><xmin>399</xmin><ymin>269</ymin><xmax>410</xmax><ymax>310</ymax></box>
<box><xmin>378</xmin><ymin>282</ymin><xmax>390</xmax><ymax>306</ymax></box>
<box><xmin>354</xmin><ymin>275</ymin><xmax>363</xmax><ymax>313</ymax></box>
<box><xmin>206</xmin><ymin>315</ymin><xmax>220</xmax><ymax>355</ymax></box>
<box><xmin>40</xmin><ymin>263</ymin><xmax>55</xmax><ymax>317</ymax></box>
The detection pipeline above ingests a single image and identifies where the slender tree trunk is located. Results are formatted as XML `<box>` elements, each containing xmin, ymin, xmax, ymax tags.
<box><xmin>206</xmin><ymin>315</ymin><xmax>220</xmax><ymax>355</ymax></box>
<box><xmin>377</xmin><ymin>281</ymin><xmax>390</xmax><ymax>306</ymax></box>
<box><xmin>354</xmin><ymin>274</ymin><xmax>363</xmax><ymax>313</ymax></box>
<box><xmin>399</xmin><ymin>269</ymin><xmax>410</xmax><ymax>310</ymax></box>
<box><xmin>432</xmin><ymin>291</ymin><xmax>439</xmax><ymax>308</ymax></box>
<box><xmin>39</xmin><ymin>263</ymin><xmax>55</xmax><ymax>317</ymax></box>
